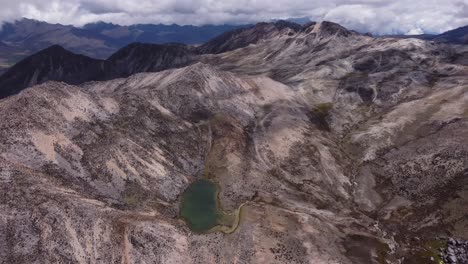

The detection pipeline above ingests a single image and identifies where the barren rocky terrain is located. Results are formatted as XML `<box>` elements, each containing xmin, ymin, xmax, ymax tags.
<box><xmin>0</xmin><ymin>21</ymin><xmax>467</xmax><ymax>263</ymax></box>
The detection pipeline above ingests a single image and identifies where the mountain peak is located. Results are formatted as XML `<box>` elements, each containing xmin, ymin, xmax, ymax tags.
<box><xmin>272</xmin><ymin>20</ymin><xmax>303</xmax><ymax>32</ymax></box>
<box><xmin>82</xmin><ymin>21</ymin><xmax>120</xmax><ymax>31</ymax></box>
<box><xmin>0</xmin><ymin>45</ymin><xmax>103</xmax><ymax>99</ymax></box>
<box><xmin>198</xmin><ymin>21</ymin><xmax>302</xmax><ymax>54</ymax></box>
<box><xmin>303</xmin><ymin>21</ymin><xmax>353</xmax><ymax>37</ymax></box>
<box><xmin>13</xmin><ymin>17</ymin><xmax>69</xmax><ymax>27</ymax></box>
<box><xmin>42</xmin><ymin>44</ymin><xmax>67</xmax><ymax>52</ymax></box>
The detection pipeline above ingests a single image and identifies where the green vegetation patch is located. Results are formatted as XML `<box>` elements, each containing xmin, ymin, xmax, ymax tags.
<box><xmin>122</xmin><ymin>180</ymin><xmax>148</xmax><ymax>209</ymax></box>
<box><xmin>404</xmin><ymin>239</ymin><xmax>446</xmax><ymax>264</ymax></box>
<box><xmin>308</xmin><ymin>103</ymin><xmax>333</xmax><ymax>131</ymax></box>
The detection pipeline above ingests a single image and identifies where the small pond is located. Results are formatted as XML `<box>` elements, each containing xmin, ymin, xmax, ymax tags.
<box><xmin>180</xmin><ymin>179</ymin><xmax>243</xmax><ymax>233</ymax></box>
<box><xmin>180</xmin><ymin>179</ymin><xmax>221</xmax><ymax>232</ymax></box>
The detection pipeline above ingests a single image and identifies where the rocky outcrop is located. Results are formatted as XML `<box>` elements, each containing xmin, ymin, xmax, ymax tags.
<box><xmin>440</xmin><ymin>238</ymin><xmax>468</xmax><ymax>264</ymax></box>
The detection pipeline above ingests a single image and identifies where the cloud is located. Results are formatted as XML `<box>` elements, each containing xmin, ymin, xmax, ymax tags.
<box><xmin>0</xmin><ymin>0</ymin><xmax>467</xmax><ymax>34</ymax></box>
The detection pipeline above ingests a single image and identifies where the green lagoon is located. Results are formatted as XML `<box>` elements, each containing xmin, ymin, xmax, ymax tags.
<box><xmin>180</xmin><ymin>179</ymin><xmax>244</xmax><ymax>233</ymax></box>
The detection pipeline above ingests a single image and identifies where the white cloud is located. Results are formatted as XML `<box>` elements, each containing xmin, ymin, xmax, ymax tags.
<box><xmin>406</xmin><ymin>28</ymin><xmax>424</xmax><ymax>35</ymax></box>
<box><xmin>0</xmin><ymin>0</ymin><xmax>467</xmax><ymax>34</ymax></box>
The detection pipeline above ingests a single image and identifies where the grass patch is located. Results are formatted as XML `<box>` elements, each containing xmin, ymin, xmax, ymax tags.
<box><xmin>123</xmin><ymin>194</ymin><xmax>139</xmax><ymax>207</ymax></box>
<box><xmin>404</xmin><ymin>239</ymin><xmax>446</xmax><ymax>264</ymax></box>
<box><xmin>314</xmin><ymin>103</ymin><xmax>333</xmax><ymax>116</ymax></box>
<box><xmin>307</xmin><ymin>103</ymin><xmax>333</xmax><ymax>131</ymax></box>
<box><xmin>121</xmin><ymin>180</ymin><xmax>147</xmax><ymax>209</ymax></box>
<box><xmin>344</xmin><ymin>234</ymin><xmax>390</xmax><ymax>264</ymax></box>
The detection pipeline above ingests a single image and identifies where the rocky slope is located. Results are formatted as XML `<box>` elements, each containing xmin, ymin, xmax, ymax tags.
<box><xmin>197</xmin><ymin>20</ymin><xmax>304</xmax><ymax>54</ymax></box>
<box><xmin>103</xmin><ymin>43</ymin><xmax>197</xmax><ymax>79</ymax></box>
<box><xmin>0</xmin><ymin>21</ymin><xmax>467</xmax><ymax>263</ymax></box>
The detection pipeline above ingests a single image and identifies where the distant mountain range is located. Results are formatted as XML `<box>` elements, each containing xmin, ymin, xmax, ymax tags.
<box><xmin>386</xmin><ymin>25</ymin><xmax>468</xmax><ymax>44</ymax></box>
<box><xmin>0</xmin><ymin>18</ymin><xmax>247</xmax><ymax>71</ymax></box>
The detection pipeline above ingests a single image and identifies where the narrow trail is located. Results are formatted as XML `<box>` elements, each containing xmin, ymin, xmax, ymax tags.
<box><xmin>252</xmin><ymin>110</ymin><xmax>275</xmax><ymax>169</ymax></box>
<box><xmin>121</xmin><ymin>224</ymin><xmax>131</xmax><ymax>264</ymax></box>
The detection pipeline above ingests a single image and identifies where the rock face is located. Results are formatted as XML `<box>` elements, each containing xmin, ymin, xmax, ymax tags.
<box><xmin>0</xmin><ymin>20</ymin><xmax>468</xmax><ymax>264</ymax></box>
<box><xmin>440</xmin><ymin>238</ymin><xmax>468</xmax><ymax>264</ymax></box>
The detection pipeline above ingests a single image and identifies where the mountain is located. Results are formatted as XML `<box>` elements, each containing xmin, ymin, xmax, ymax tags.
<box><xmin>431</xmin><ymin>25</ymin><xmax>468</xmax><ymax>44</ymax></box>
<box><xmin>0</xmin><ymin>40</ymin><xmax>16</xmax><ymax>53</ymax></box>
<box><xmin>283</xmin><ymin>17</ymin><xmax>312</xmax><ymax>25</ymax></box>
<box><xmin>0</xmin><ymin>18</ymin><xmax>247</xmax><ymax>67</ymax></box>
<box><xmin>198</xmin><ymin>20</ymin><xmax>304</xmax><ymax>54</ymax></box>
<box><xmin>0</xmin><ymin>40</ymin><xmax>22</xmax><ymax>74</ymax></box>
<box><xmin>1</xmin><ymin>20</ymin><xmax>468</xmax><ymax>263</ymax></box>
<box><xmin>0</xmin><ymin>18</ymin><xmax>115</xmax><ymax>59</ymax></box>
<box><xmin>0</xmin><ymin>42</ymin><xmax>199</xmax><ymax>99</ymax></box>
<box><xmin>0</xmin><ymin>45</ymin><xmax>104</xmax><ymax>98</ymax></box>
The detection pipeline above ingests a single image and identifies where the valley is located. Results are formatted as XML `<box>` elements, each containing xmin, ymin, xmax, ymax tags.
<box><xmin>0</xmin><ymin>20</ymin><xmax>467</xmax><ymax>263</ymax></box>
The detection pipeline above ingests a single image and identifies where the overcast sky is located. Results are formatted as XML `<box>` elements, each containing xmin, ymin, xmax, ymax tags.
<box><xmin>0</xmin><ymin>0</ymin><xmax>467</xmax><ymax>35</ymax></box>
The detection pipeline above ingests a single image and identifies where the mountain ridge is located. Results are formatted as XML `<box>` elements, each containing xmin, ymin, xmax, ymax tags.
<box><xmin>0</xmin><ymin>20</ymin><xmax>361</xmax><ymax>99</ymax></box>
<box><xmin>1</xmin><ymin>17</ymin><xmax>467</xmax><ymax>75</ymax></box>
<box><xmin>0</xmin><ymin>42</ymin><xmax>200</xmax><ymax>98</ymax></box>
<box><xmin>0</xmin><ymin>45</ymin><xmax>105</xmax><ymax>98</ymax></box>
